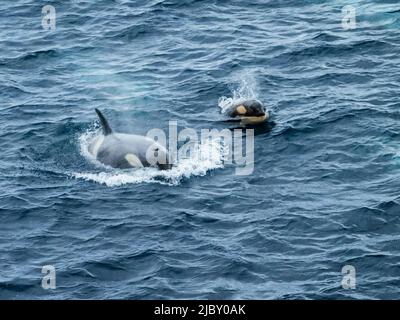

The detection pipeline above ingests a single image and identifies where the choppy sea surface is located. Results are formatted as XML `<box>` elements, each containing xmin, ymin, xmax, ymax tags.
<box><xmin>1</xmin><ymin>0</ymin><xmax>400</xmax><ymax>299</ymax></box>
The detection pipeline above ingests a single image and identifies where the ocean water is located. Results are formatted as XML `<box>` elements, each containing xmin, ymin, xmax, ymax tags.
<box><xmin>1</xmin><ymin>0</ymin><xmax>400</xmax><ymax>299</ymax></box>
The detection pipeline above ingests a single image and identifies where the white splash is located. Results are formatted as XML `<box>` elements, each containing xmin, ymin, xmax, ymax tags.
<box><xmin>218</xmin><ymin>72</ymin><xmax>259</xmax><ymax>114</ymax></box>
<box><xmin>73</xmin><ymin>127</ymin><xmax>224</xmax><ymax>187</ymax></box>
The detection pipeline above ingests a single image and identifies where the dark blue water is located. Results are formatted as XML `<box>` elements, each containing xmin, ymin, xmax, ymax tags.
<box><xmin>1</xmin><ymin>0</ymin><xmax>400</xmax><ymax>299</ymax></box>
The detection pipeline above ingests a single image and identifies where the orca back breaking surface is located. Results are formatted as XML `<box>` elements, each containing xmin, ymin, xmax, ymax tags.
<box><xmin>90</xmin><ymin>109</ymin><xmax>171</xmax><ymax>170</ymax></box>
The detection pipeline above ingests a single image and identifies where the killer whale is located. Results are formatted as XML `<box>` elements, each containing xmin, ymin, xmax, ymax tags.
<box><xmin>88</xmin><ymin>109</ymin><xmax>171</xmax><ymax>170</ymax></box>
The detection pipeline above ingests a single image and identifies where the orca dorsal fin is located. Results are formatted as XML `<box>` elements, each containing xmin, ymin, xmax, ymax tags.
<box><xmin>95</xmin><ymin>108</ymin><xmax>113</xmax><ymax>136</ymax></box>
